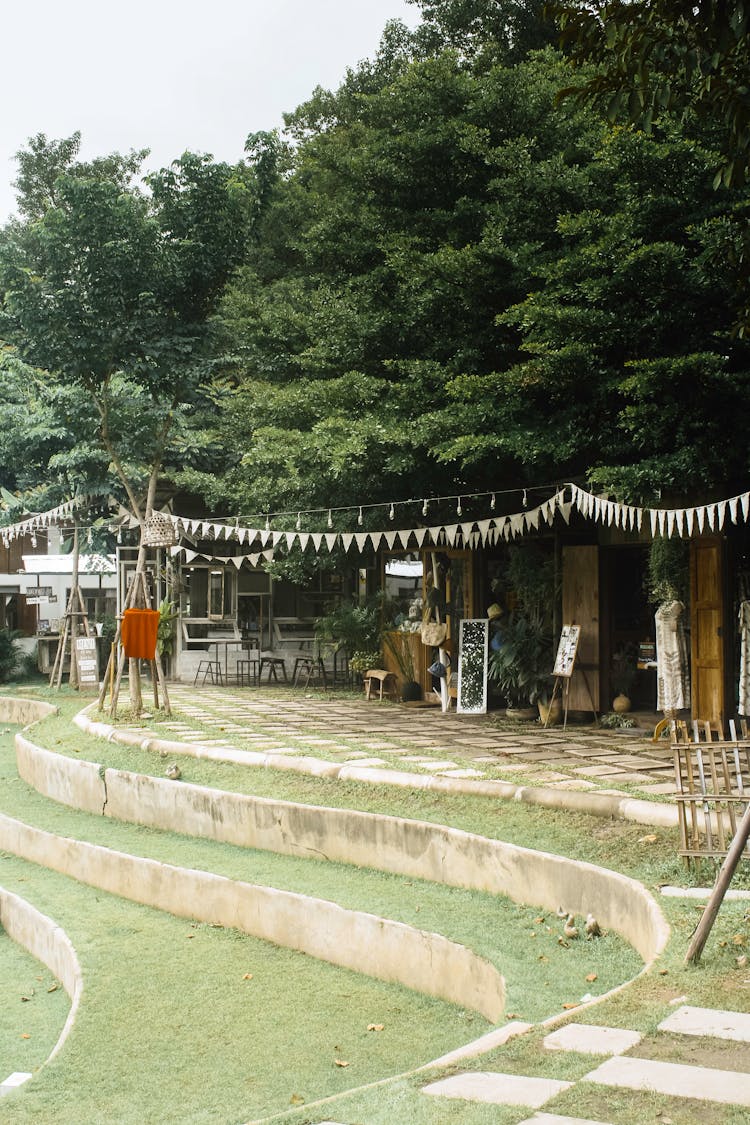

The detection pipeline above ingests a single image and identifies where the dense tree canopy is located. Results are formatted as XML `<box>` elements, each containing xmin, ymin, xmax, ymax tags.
<box><xmin>0</xmin><ymin>136</ymin><xmax>256</xmax><ymax>523</ymax></box>
<box><xmin>1</xmin><ymin>0</ymin><xmax>749</xmax><ymax>537</ymax></box>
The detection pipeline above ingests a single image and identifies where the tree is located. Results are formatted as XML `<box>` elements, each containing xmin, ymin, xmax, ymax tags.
<box><xmin>0</xmin><ymin>135</ymin><xmax>256</xmax><ymax>710</ymax></box>
<box><xmin>552</xmin><ymin>1</ymin><xmax>750</xmax><ymax>331</ymax></box>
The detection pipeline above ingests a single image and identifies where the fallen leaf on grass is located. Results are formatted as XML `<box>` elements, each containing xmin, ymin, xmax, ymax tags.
<box><xmin>47</xmin><ymin>982</ymin><xmax>59</xmax><ymax>993</ymax></box>
<box><xmin>289</xmin><ymin>1093</ymin><xmax>304</xmax><ymax>1105</ymax></box>
<box><xmin>242</xmin><ymin>973</ymin><xmax>254</xmax><ymax>980</ymax></box>
<box><xmin>367</xmin><ymin>1024</ymin><xmax>384</xmax><ymax>1032</ymax></box>
<box><xmin>534</xmin><ymin>916</ymin><xmax>545</xmax><ymax>924</ymax></box>
<box><xmin>21</xmin><ymin>996</ymin><xmax>31</xmax><ymax>1002</ymax></box>
<box><xmin>21</xmin><ymin>1033</ymin><xmax>30</xmax><ymax>1039</ymax></box>
<box><xmin>562</xmin><ymin>1002</ymin><xmax>579</xmax><ymax>1010</ymax></box>
<box><xmin>737</xmin><ymin>955</ymin><xmax>748</xmax><ymax>967</ymax></box>
<box><xmin>585</xmin><ymin>973</ymin><xmax>598</xmax><ymax>982</ymax></box>
<box><xmin>334</xmin><ymin>1059</ymin><xmax>350</xmax><ymax>1068</ymax></box>
<box><xmin>638</xmin><ymin>833</ymin><xmax>658</xmax><ymax>844</ymax></box>
<box><xmin>733</xmin><ymin>934</ymin><xmax>745</xmax><ymax>945</ymax></box>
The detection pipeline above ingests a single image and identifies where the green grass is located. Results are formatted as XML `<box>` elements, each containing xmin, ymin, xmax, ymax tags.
<box><xmin>0</xmin><ymin>925</ymin><xmax>69</xmax><ymax>1076</ymax></box>
<box><xmin>3</xmin><ymin>686</ymin><xmax>750</xmax><ymax>1123</ymax></box>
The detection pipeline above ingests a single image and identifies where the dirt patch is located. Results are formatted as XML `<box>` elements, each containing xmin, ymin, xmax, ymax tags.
<box><xmin>563</xmin><ymin>1087</ymin><xmax>738</xmax><ymax>1125</ymax></box>
<box><xmin>631</xmin><ymin>1030</ymin><xmax>750</xmax><ymax>1074</ymax></box>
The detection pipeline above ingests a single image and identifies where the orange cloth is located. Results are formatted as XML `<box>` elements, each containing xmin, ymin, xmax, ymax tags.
<box><xmin>121</xmin><ymin>608</ymin><xmax>160</xmax><ymax>660</ymax></box>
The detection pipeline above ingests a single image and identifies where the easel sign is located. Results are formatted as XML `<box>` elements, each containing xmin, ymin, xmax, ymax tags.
<box><xmin>75</xmin><ymin>636</ymin><xmax>98</xmax><ymax>690</ymax></box>
<box><xmin>547</xmin><ymin>625</ymin><xmax>597</xmax><ymax>728</ymax></box>
<box><xmin>553</xmin><ymin>625</ymin><xmax>580</xmax><ymax>677</ymax></box>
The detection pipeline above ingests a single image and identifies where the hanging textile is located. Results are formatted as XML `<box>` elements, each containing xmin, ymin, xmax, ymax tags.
<box><xmin>738</xmin><ymin>601</ymin><xmax>750</xmax><ymax>715</ymax></box>
<box><xmin>121</xmin><ymin>608</ymin><xmax>160</xmax><ymax>660</ymax></box>
<box><xmin>655</xmin><ymin>601</ymin><xmax>690</xmax><ymax>713</ymax></box>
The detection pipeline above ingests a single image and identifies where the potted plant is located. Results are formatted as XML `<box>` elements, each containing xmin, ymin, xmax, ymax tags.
<box><xmin>489</xmin><ymin>612</ymin><xmax>552</xmax><ymax>718</ymax></box>
<box><xmin>383</xmin><ymin>631</ymin><xmax>422</xmax><ymax>702</ymax></box>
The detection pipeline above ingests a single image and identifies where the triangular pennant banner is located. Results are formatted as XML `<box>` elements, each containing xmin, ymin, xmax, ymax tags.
<box><xmin>384</xmin><ymin>530</ymin><xmax>398</xmax><ymax>549</ymax></box>
<box><xmin>413</xmin><ymin>527</ymin><xmax>428</xmax><ymax>546</ymax></box>
<box><xmin>311</xmin><ymin>533</ymin><xmax>323</xmax><ymax>552</ymax></box>
<box><xmin>355</xmin><ymin>532</ymin><xmax>369</xmax><ymax>552</ymax></box>
<box><xmin>341</xmin><ymin>533</ymin><xmax>354</xmax><ymax>553</ymax></box>
<box><xmin>396</xmin><ymin>529</ymin><xmax>411</xmax><ymax>549</ymax></box>
<box><xmin>325</xmin><ymin>532</ymin><xmax>338</xmax><ymax>552</ymax></box>
<box><xmin>230</xmin><ymin>555</ymin><xmax>244</xmax><ymax>570</ymax></box>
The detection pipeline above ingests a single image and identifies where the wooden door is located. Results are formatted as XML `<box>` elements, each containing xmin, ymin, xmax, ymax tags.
<box><xmin>690</xmin><ymin>537</ymin><xmax>725</xmax><ymax>723</ymax></box>
<box><xmin>561</xmin><ymin>546</ymin><xmax>600</xmax><ymax>710</ymax></box>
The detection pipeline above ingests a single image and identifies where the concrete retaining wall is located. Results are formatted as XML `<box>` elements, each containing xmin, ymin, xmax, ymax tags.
<box><xmin>16</xmin><ymin>735</ymin><xmax>669</xmax><ymax>965</ymax></box>
<box><xmin>0</xmin><ymin>695</ymin><xmax>57</xmax><ymax>727</ymax></box>
<box><xmin>0</xmin><ymin>811</ymin><xmax>504</xmax><ymax>1022</ymax></box>
<box><xmin>0</xmin><ymin>885</ymin><xmax>82</xmax><ymax>1062</ymax></box>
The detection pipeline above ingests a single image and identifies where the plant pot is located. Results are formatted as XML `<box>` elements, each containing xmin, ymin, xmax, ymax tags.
<box><xmin>612</xmin><ymin>693</ymin><xmax>632</xmax><ymax>714</ymax></box>
<box><xmin>505</xmin><ymin>706</ymin><xmax>537</xmax><ymax>721</ymax></box>
<box><xmin>401</xmin><ymin>679</ymin><xmax>422</xmax><ymax>703</ymax></box>
<box><xmin>538</xmin><ymin>697</ymin><xmax>562</xmax><ymax>725</ymax></box>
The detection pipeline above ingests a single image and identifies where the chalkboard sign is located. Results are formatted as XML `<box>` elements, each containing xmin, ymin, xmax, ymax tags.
<box><xmin>553</xmin><ymin>625</ymin><xmax>580</xmax><ymax>678</ymax></box>
<box><xmin>75</xmin><ymin>636</ymin><xmax>98</xmax><ymax>688</ymax></box>
<box><xmin>457</xmin><ymin>618</ymin><xmax>489</xmax><ymax>714</ymax></box>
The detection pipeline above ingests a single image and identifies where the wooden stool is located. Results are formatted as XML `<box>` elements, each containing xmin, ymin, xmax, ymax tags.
<box><xmin>363</xmin><ymin>669</ymin><xmax>397</xmax><ymax>701</ymax></box>
<box><xmin>292</xmin><ymin>655</ymin><xmax>327</xmax><ymax>689</ymax></box>
<box><xmin>194</xmin><ymin>660</ymin><xmax>223</xmax><ymax>686</ymax></box>
<box><xmin>259</xmin><ymin>656</ymin><xmax>288</xmax><ymax>682</ymax></box>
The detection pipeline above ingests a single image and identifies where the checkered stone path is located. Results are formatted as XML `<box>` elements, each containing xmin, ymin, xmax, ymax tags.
<box><xmin>421</xmin><ymin>1009</ymin><xmax>750</xmax><ymax>1114</ymax></box>
<box><xmin>164</xmin><ymin>685</ymin><xmax>677</xmax><ymax>799</ymax></box>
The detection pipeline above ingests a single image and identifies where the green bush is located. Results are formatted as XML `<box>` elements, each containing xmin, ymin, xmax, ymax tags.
<box><xmin>0</xmin><ymin>629</ymin><xmax>21</xmax><ymax>682</ymax></box>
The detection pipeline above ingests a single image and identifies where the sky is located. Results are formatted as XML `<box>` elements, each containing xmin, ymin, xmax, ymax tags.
<box><xmin>0</xmin><ymin>0</ymin><xmax>420</xmax><ymax>222</ymax></box>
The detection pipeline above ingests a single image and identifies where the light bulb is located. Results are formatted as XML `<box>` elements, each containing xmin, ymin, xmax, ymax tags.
<box><xmin>389</xmin><ymin>503</ymin><xmax>395</xmax><ymax>520</ymax></box>
<box><xmin>456</xmin><ymin>497</ymin><xmax>462</xmax><ymax>517</ymax></box>
<box><xmin>490</xmin><ymin>493</ymin><xmax>496</xmax><ymax>510</ymax></box>
<box><xmin>327</xmin><ymin>509</ymin><xmax>333</xmax><ymax>529</ymax></box>
<box><xmin>265</xmin><ymin>515</ymin><xmax>270</xmax><ymax>532</ymax></box>
<box><xmin>358</xmin><ymin>507</ymin><xmax>363</xmax><ymax>526</ymax></box>
<box><xmin>117</xmin><ymin>527</ymin><xmax>122</xmax><ymax>544</ymax></box>
<box><xmin>31</xmin><ymin>533</ymin><xmax>37</xmax><ymax>549</ymax></box>
<box><xmin>422</xmin><ymin>499</ymin><xmax>428</xmax><ymax>517</ymax></box>
<box><xmin>296</xmin><ymin>512</ymin><xmax>301</xmax><ymax>531</ymax></box>
<box><xmin>522</xmin><ymin>490</ymin><xmax>528</xmax><ymax>508</ymax></box>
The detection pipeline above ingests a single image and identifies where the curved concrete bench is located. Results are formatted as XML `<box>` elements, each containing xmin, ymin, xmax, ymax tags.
<box><xmin>16</xmin><ymin>734</ymin><xmax>669</xmax><ymax>966</ymax></box>
<box><xmin>0</xmin><ymin>885</ymin><xmax>82</xmax><ymax>1066</ymax></box>
<box><xmin>0</xmin><ymin>811</ymin><xmax>503</xmax><ymax>1022</ymax></box>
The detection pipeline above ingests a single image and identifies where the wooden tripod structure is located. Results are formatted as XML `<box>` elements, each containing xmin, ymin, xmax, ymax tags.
<box><xmin>98</xmin><ymin>541</ymin><xmax>171</xmax><ymax>719</ymax></box>
<box><xmin>49</xmin><ymin>523</ymin><xmax>91</xmax><ymax>690</ymax></box>
<box><xmin>49</xmin><ymin>583</ymin><xmax>92</xmax><ymax>689</ymax></box>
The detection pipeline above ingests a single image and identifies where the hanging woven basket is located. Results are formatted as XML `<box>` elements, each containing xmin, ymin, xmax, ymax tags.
<box><xmin>143</xmin><ymin>511</ymin><xmax>177</xmax><ymax>547</ymax></box>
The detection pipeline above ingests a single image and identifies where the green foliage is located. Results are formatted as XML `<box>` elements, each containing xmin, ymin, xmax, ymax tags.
<box><xmin>488</xmin><ymin>611</ymin><xmax>553</xmax><ymax>705</ymax></box>
<box><xmin>314</xmin><ymin>598</ymin><xmax>382</xmax><ymax>654</ymax></box>
<box><xmin>0</xmin><ymin>629</ymin><xmax>20</xmax><ymax>682</ymax></box>
<box><xmin>156</xmin><ymin>599</ymin><xmax>178</xmax><ymax>659</ymax></box>
<box><xmin>647</xmin><ymin>536</ymin><xmax>690</xmax><ymax>605</ymax></box>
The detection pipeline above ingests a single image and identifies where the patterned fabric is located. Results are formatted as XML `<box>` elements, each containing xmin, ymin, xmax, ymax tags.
<box><xmin>655</xmin><ymin>600</ymin><xmax>690</xmax><ymax>713</ymax></box>
<box><xmin>738</xmin><ymin>601</ymin><xmax>750</xmax><ymax>716</ymax></box>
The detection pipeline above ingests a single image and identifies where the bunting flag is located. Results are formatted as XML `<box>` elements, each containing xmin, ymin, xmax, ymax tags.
<box><xmin>570</xmin><ymin>486</ymin><xmax>750</xmax><ymax>539</ymax></box>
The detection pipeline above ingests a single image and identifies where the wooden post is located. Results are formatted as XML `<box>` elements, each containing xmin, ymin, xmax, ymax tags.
<box><xmin>685</xmin><ymin>801</ymin><xmax>750</xmax><ymax>965</ymax></box>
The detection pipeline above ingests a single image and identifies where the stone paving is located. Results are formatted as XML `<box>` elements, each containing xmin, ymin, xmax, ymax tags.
<box><xmin>143</xmin><ymin>685</ymin><xmax>679</xmax><ymax>804</ymax></box>
<box><xmin>419</xmin><ymin>1008</ymin><xmax>750</xmax><ymax>1119</ymax></box>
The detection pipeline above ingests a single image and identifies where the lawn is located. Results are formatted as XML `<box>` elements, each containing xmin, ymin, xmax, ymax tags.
<box><xmin>1</xmin><ymin>686</ymin><xmax>749</xmax><ymax>1124</ymax></box>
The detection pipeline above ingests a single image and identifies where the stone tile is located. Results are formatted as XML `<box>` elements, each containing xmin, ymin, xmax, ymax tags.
<box><xmin>543</xmin><ymin>1023</ymin><xmax>641</xmax><ymax>1056</ymax></box>
<box><xmin>422</xmin><ymin>1072</ymin><xmax>572</xmax><ymax>1107</ymax></box>
<box><xmin>584</xmin><ymin>1055</ymin><xmax>750</xmax><ymax>1106</ymax></box>
<box><xmin>658</xmin><ymin>1005</ymin><xmax>750</xmax><ymax>1042</ymax></box>
<box><xmin>517</xmin><ymin>1114</ymin><xmax>613</xmax><ymax>1125</ymax></box>
<box><xmin>573</xmin><ymin>765</ymin><xmax>627</xmax><ymax>778</ymax></box>
<box><xmin>342</xmin><ymin>756</ymin><xmax>386</xmax><ymax>768</ymax></box>
<box><xmin>415</xmin><ymin>760</ymin><xmax>459</xmax><ymax>771</ymax></box>
<box><xmin>438</xmin><ymin>768</ymin><xmax>485</xmax><ymax>778</ymax></box>
<box><xmin>547</xmin><ymin>780</ymin><xmax>598</xmax><ymax>791</ymax></box>
<box><xmin>637</xmin><ymin>782</ymin><xmax>678</xmax><ymax>795</ymax></box>
<box><xmin>1</xmin><ymin>1073</ymin><xmax>32</xmax><ymax>1087</ymax></box>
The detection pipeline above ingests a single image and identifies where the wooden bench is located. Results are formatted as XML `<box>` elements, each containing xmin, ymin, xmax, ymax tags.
<box><xmin>363</xmin><ymin>669</ymin><xmax>398</xmax><ymax>701</ymax></box>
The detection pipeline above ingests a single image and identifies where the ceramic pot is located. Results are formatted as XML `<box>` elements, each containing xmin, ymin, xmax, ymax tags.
<box><xmin>612</xmin><ymin>693</ymin><xmax>632</xmax><ymax>714</ymax></box>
